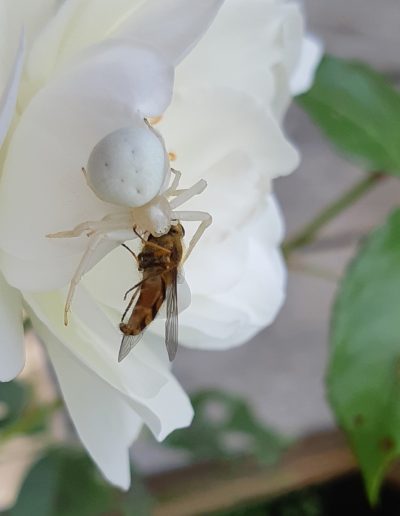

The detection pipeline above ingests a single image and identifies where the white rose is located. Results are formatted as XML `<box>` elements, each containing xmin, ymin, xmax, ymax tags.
<box><xmin>116</xmin><ymin>0</ymin><xmax>322</xmax><ymax>351</ymax></box>
<box><xmin>0</xmin><ymin>0</ymin><xmax>320</xmax><ymax>488</ymax></box>
<box><xmin>0</xmin><ymin>0</ymin><xmax>225</xmax><ymax>489</ymax></box>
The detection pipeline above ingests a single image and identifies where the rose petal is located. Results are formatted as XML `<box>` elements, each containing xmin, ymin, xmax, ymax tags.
<box><xmin>79</xmin><ymin>239</ymin><xmax>143</xmax><ymax>313</ymax></box>
<box><xmin>125</xmin><ymin>363</ymin><xmax>194</xmax><ymax>442</ymax></box>
<box><xmin>114</xmin><ymin>0</ymin><xmax>225</xmax><ymax>65</ymax></box>
<box><xmin>73</xmin><ymin>285</ymin><xmax>189</xmax><ymax>386</ymax></box>
<box><xmin>23</xmin><ymin>0</ymin><xmax>141</xmax><ymax>94</ymax></box>
<box><xmin>280</xmin><ymin>3</ymin><xmax>304</xmax><ymax>79</ymax></box>
<box><xmin>0</xmin><ymin>272</ymin><xmax>24</xmax><ymax>381</ymax></box>
<box><xmin>0</xmin><ymin>229</ymin><xmax>120</xmax><ymax>293</ymax></box>
<box><xmin>0</xmin><ymin>41</ymin><xmax>173</xmax><ymax>291</ymax></box>
<box><xmin>180</xmin><ymin>195</ymin><xmax>286</xmax><ymax>350</ymax></box>
<box><xmin>174</xmin><ymin>0</ymin><xmax>289</xmax><ymax>104</ymax></box>
<box><xmin>31</xmin><ymin>308</ymin><xmax>192</xmax><ymax>487</ymax></box>
<box><xmin>24</xmin><ymin>287</ymin><xmax>170</xmax><ymax>400</ymax></box>
<box><xmin>142</xmin><ymin>196</ymin><xmax>286</xmax><ymax>351</ymax></box>
<box><xmin>0</xmin><ymin>0</ymin><xmax>55</xmax><ymax>92</ymax></box>
<box><xmin>112</xmin><ymin>331</ymin><xmax>193</xmax><ymax>440</ymax></box>
<box><xmin>159</xmin><ymin>87</ymin><xmax>299</xmax><ymax>187</ymax></box>
<box><xmin>156</xmin><ymin>87</ymin><xmax>297</xmax><ymax>296</ymax></box>
<box><xmin>0</xmin><ymin>2</ymin><xmax>15</xmax><ymax>92</ymax></box>
<box><xmin>270</xmin><ymin>3</ymin><xmax>304</xmax><ymax>118</ymax></box>
<box><xmin>290</xmin><ymin>34</ymin><xmax>324</xmax><ymax>96</ymax></box>
<box><xmin>25</xmin><ymin>0</ymin><xmax>223</xmax><ymax>94</ymax></box>
<box><xmin>41</xmin><ymin>326</ymin><xmax>141</xmax><ymax>489</ymax></box>
<box><xmin>4</xmin><ymin>0</ymin><xmax>57</xmax><ymax>44</ymax></box>
<box><xmin>0</xmin><ymin>30</ymin><xmax>24</xmax><ymax>149</ymax></box>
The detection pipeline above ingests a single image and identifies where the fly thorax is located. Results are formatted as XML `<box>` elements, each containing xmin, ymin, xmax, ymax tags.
<box><xmin>132</xmin><ymin>196</ymin><xmax>172</xmax><ymax>237</ymax></box>
<box><xmin>138</xmin><ymin>251</ymin><xmax>166</xmax><ymax>269</ymax></box>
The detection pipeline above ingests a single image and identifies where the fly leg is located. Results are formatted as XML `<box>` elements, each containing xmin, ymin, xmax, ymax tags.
<box><xmin>122</xmin><ymin>271</ymin><xmax>165</xmax><ymax>303</ymax></box>
<box><xmin>121</xmin><ymin>243</ymin><xmax>139</xmax><ymax>266</ymax></box>
<box><xmin>133</xmin><ymin>228</ymin><xmax>171</xmax><ymax>255</ymax></box>
<box><xmin>172</xmin><ymin>210</ymin><xmax>212</xmax><ymax>263</ymax></box>
<box><xmin>121</xmin><ymin>283</ymin><xmax>142</xmax><ymax>323</ymax></box>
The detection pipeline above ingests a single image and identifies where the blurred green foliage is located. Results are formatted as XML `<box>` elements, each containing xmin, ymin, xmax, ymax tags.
<box><xmin>0</xmin><ymin>389</ymin><xmax>286</xmax><ymax>516</ymax></box>
<box><xmin>165</xmin><ymin>390</ymin><xmax>289</xmax><ymax>464</ymax></box>
<box><xmin>0</xmin><ymin>382</ymin><xmax>28</xmax><ymax>432</ymax></box>
<box><xmin>0</xmin><ymin>381</ymin><xmax>59</xmax><ymax>442</ymax></box>
<box><xmin>298</xmin><ymin>56</ymin><xmax>400</xmax><ymax>174</ymax></box>
<box><xmin>3</xmin><ymin>447</ymin><xmax>153</xmax><ymax>516</ymax></box>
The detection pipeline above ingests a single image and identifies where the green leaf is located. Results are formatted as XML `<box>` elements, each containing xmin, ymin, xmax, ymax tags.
<box><xmin>9</xmin><ymin>447</ymin><xmax>154</xmax><ymax>516</ymax></box>
<box><xmin>9</xmin><ymin>448</ymin><xmax>115</xmax><ymax>516</ymax></box>
<box><xmin>297</xmin><ymin>56</ymin><xmax>400</xmax><ymax>174</ymax></box>
<box><xmin>327</xmin><ymin>209</ymin><xmax>400</xmax><ymax>504</ymax></box>
<box><xmin>0</xmin><ymin>382</ymin><xmax>28</xmax><ymax>431</ymax></box>
<box><xmin>0</xmin><ymin>381</ymin><xmax>61</xmax><ymax>442</ymax></box>
<box><xmin>165</xmin><ymin>390</ymin><xmax>288</xmax><ymax>464</ymax></box>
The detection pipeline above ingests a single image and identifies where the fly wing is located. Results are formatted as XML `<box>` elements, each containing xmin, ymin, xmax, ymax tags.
<box><xmin>118</xmin><ymin>333</ymin><xmax>144</xmax><ymax>362</ymax></box>
<box><xmin>165</xmin><ymin>268</ymin><xmax>179</xmax><ymax>361</ymax></box>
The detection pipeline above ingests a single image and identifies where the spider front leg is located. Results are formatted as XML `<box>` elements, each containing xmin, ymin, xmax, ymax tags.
<box><xmin>47</xmin><ymin>212</ymin><xmax>132</xmax><ymax>239</ymax></box>
<box><xmin>165</xmin><ymin>168</ymin><xmax>182</xmax><ymax>196</ymax></box>
<box><xmin>50</xmin><ymin>220</ymin><xmax>136</xmax><ymax>325</ymax></box>
<box><xmin>169</xmin><ymin>179</ymin><xmax>207</xmax><ymax>209</ymax></box>
<box><xmin>63</xmin><ymin>232</ymin><xmax>109</xmax><ymax>325</ymax></box>
<box><xmin>172</xmin><ymin>210</ymin><xmax>212</xmax><ymax>263</ymax></box>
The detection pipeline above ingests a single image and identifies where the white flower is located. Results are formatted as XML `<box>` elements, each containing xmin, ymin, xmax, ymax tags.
<box><xmin>291</xmin><ymin>33</ymin><xmax>323</xmax><ymax>97</ymax></box>
<box><xmin>0</xmin><ymin>0</ymin><xmax>225</xmax><ymax>489</ymax></box>
<box><xmin>128</xmin><ymin>0</ymin><xmax>322</xmax><ymax>350</ymax></box>
<box><xmin>0</xmin><ymin>0</ymin><xmax>320</xmax><ymax>488</ymax></box>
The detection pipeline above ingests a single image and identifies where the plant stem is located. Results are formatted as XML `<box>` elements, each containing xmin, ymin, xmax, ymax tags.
<box><xmin>282</xmin><ymin>172</ymin><xmax>384</xmax><ymax>258</ymax></box>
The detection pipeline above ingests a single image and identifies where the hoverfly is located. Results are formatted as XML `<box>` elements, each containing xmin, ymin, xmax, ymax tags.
<box><xmin>118</xmin><ymin>223</ymin><xmax>185</xmax><ymax>362</ymax></box>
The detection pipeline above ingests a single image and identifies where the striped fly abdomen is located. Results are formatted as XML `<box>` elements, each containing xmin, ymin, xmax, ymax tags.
<box><xmin>119</xmin><ymin>273</ymin><xmax>166</xmax><ymax>336</ymax></box>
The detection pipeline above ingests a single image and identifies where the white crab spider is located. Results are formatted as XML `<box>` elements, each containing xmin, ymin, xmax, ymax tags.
<box><xmin>48</xmin><ymin>122</ymin><xmax>212</xmax><ymax>325</ymax></box>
